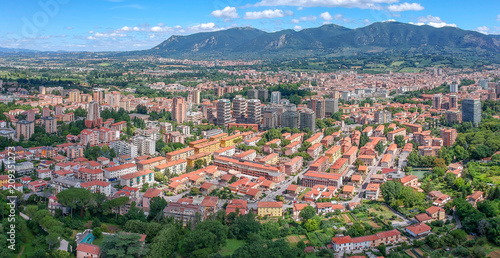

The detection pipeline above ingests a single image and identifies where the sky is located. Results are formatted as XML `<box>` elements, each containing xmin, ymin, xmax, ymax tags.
<box><xmin>0</xmin><ymin>0</ymin><xmax>499</xmax><ymax>51</ymax></box>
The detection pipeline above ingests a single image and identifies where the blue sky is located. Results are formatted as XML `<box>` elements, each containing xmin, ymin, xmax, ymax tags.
<box><xmin>1</xmin><ymin>0</ymin><xmax>499</xmax><ymax>51</ymax></box>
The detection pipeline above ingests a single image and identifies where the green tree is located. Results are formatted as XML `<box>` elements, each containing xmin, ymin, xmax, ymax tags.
<box><xmin>381</xmin><ymin>181</ymin><xmax>402</xmax><ymax>204</ymax></box>
<box><xmin>101</xmin><ymin>232</ymin><xmax>149</xmax><ymax>257</ymax></box>
<box><xmin>299</xmin><ymin>205</ymin><xmax>316</xmax><ymax>221</ymax></box>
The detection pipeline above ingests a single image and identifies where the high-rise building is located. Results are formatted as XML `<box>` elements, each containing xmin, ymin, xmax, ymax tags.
<box><xmin>106</xmin><ymin>91</ymin><xmax>121</xmax><ymax>107</ymax></box>
<box><xmin>41</xmin><ymin>116</ymin><xmax>57</xmax><ymax>134</ymax></box>
<box><xmin>15</xmin><ymin>120</ymin><xmax>34</xmax><ymax>141</ymax></box>
<box><xmin>132</xmin><ymin>136</ymin><xmax>156</xmax><ymax>156</ymax></box>
<box><xmin>433</xmin><ymin>94</ymin><xmax>442</xmax><ymax>109</ymax></box>
<box><xmin>449</xmin><ymin>95</ymin><xmax>458</xmax><ymax>109</ymax></box>
<box><xmin>247</xmin><ymin>89</ymin><xmax>258</xmax><ymax>99</ymax></box>
<box><xmin>374</xmin><ymin>110</ymin><xmax>392</xmax><ymax>124</ymax></box>
<box><xmin>325</xmin><ymin>98</ymin><xmax>339</xmax><ymax>116</ymax></box>
<box><xmin>110</xmin><ymin>140</ymin><xmax>138</xmax><ymax>158</ymax></box>
<box><xmin>55</xmin><ymin>106</ymin><xmax>63</xmax><ymax>116</ymax></box>
<box><xmin>24</xmin><ymin>110</ymin><xmax>35</xmax><ymax>122</ymax></box>
<box><xmin>445</xmin><ymin>110</ymin><xmax>462</xmax><ymax>124</ymax></box>
<box><xmin>172</xmin><ymin>97</ymin><xmax>187</xmax><ymax>123</ymax></box>
<box><xmin>440</xmin><ymin>128</ymin><xmax>457</xmax><ymax>147</ymax></box>
<box><xmin>92</xmin><ymin>88</ymin><xmax>105</xmax><ymax>104</ymax></box>
<box><xmin>232</xmin><ymin>96</ymin><xmax>247</xmax><ymax>123</ymax></box>
<box><xmin>462</xmin><ymin>98</ymin><xmax>481</xmax><ymax>126</ymax></box>
<box><xmin>258</xmin><ymin>89</ymin><xmax>269</xmax><ymax>102</ymax></box>
<box><xmin>68</xmin><ymin>89</ymin><xmax>81</xmax><ymax>103</ymax></box>
<box><xmin>341</xmin><ymin>91</ymin><xmax>350</xmax><ymax>101</ymax></box>
<box><xmin>247</xmin><ymin>99</ymin><xmax>261</xmax><ymax>125</ymax></box>
<box><xmin>281</xmin><ymin>107</ymin><xmax>299</xmax><ymax>129</ymax></box>
<box><xmin>450</xmin><ymin>83</ymin><xmax>458</xmax><ymax>93</ymax></box>
<box><xmin>299</xmin><ymin>108</ymin><xmax>316</xmax><ymax>131</ymax></box>
<box><xmin>217</xmin><ymin>99</ymin><xmax>232</xmax><ymax>127</ymax></box>
<box><xmin>270</xmin><ymin>91</ymin><xmax>281</xmax><ymax>104</ymax></box>
<box><xmin>85</xmin><ymin>101</ymin><xmax>103</xmax><ymax>128</ymax></box>
<box><xmin>308</xmin><ymin>98</ymin><xmax>325</xmax><ymax>119</ymax></box>
<box><xmin>192</xmin><ymin>90</ymin><xmax>201</xmax><ymax>104</ymax></box>
<box><xmin>42</xmin><ymin>108</ymin><xmax>50</xmax><ymax>117</ymax></box>
<box><xmin>479</xmin><ymin>79</ymin><xmax>489</xmax><ymax>90</ymax></box>
<box><xmin>263</xmin><ymin>110</ymin><xmax>279</xmax><ymax>129</ymax></box>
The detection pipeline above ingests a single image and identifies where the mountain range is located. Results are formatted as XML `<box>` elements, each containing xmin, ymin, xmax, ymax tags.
<box><xmin>145</xmin><ymin>22</ymin><xmax>500</xmax><ymax>59</ymax></box>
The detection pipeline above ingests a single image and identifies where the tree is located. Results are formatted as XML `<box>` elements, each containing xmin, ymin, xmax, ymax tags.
<box><xmin>299</xmin><ymin>206</ymin><xmax>316</xmax><ymax>221</ymax></box>
<box><xmin>381</xmin><ymin>181</ymin><xmax>402</xmax><ymax>204</ymax></box>
<box><xmin>375</xmin><ymin>141</ymin><xmax>384</xmax><ymax>154</ymax></box>
<box><xmin>46</xmin><ymin>233</ymin><xmax>60</xmax><ymax>250</ymax></box>
<box><xmin>56</xmin><ymin>188</ymin><xmax>93</xmax><ymax>218</ymax></box>
<box><xmin>147</xmin><ymin>225</ymin><xmax>179</xmax><ymax>258</ymax></box>
<box><xmin>148</xmin><ymin>197</ymin><xmax>168</xmax><ymax>221</ymax></box>
<box><xmin>101</xmin><ymin>232</ymin><xmax>149</xmax><ymax>257</ymax></box>
<box><xmin>394</xmin><ymin>135</ymin><xmax>405</xmax><ymax>148</ymax></box>
<box><xmin>182</xmin><ymin>220</ymin><xmax>228</xmax><ymax>254</ymax></box>
<box><xmin>303</xmin><ymin>219</ymin><xmax>319</xmax><ymax>231</ymax></box>
<box><xmin>93</xmin><ymin>227</ymin><xmax>102</xmax><ymax>238</ymax></box>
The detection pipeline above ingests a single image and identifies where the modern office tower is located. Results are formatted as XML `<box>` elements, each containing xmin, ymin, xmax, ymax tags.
<box><xmin>15</xmin><ymin>120</ymin><xmax>34</xmax><ymax>141</ymax></box>
<box><xmin>449</xmin><ymin>95</ymin><xmax>458</xmax><ymax>109</ymax></box>
<box><xmin>341</xmin><ymin>91</ymin><xmax>350</xmax><ymax>101</ymax></box>
<box><xmin>308</xmin><ymin>98</ymin><xmax>325</xmax><ymax>119</ymax></box>
<box><xmin>462</xmin><ymin>98</ymin><xmax>481</xmax><ymax>126</ymax></box>
<box><xmin>92</xmin><ymin>88</ymin><xmax>105</xmax><ymax>104</ymax></box>
<box><xmin>325</xmin><ymin>98</ymin><xmax>339</xmax><ymax>116</ymax></box>
<box><xmin>85</xmin><ymin>101</ymin><xmax>103</xmax><ymax>128</ymax></box>
<box><xmin>192</xmin><ymin>89</ymin><xmax>201</xmax><ymax>104</ymax></box>
<box><xmin>132</xmin><ymin>136</ymin><xmax>156</xmax><ymax>156</ymax></box>
<box><xmin>41</xmin><ymin>116</ymin><xmax>57</xmax><ymax>134</ymax></box>
<box><xmin>172</xmin><ymin>97</ymin><xmax>187</xmax><ymax>123</ymax></box>
<box><xmin>110</xmin><ymin>140</ymin><xmax>138</xmax><ymax>158</ymax></box>
<box><xmin>258</xmin><ymin>89</ymin><xmax>269</xmax><ymax>102</ymax></box>
<box><xmin>432</xmin><ymin>94</ymin><xmax>442</xmax><ymax>109</ymax></box>
<box><xmin>374</xmin><ymin>110</ymin><xmax>392</xmax><ymax>124</ymax></box>
<box><xmin>247</xmin><ymin>99</ymin><xmax>262</xmax><ymax>125</ymax></box>
<box><xmin>263</xmin><ymin>110</ymin><xmax>279</xmax><ymax>129</ymax></box>
<box><xmin>281</xmin><ymin>108</ymin><xmax>299</xmax><ymax>129</ymax></box>
<box><xmin>217</xmin><ymin>99</ymin><xmax>232</xmax><ymax>127</ymax></box>
<box><xmin>299</xmin><ymin>108</ymin><xmax>316</xmax><ymax>131</ymax></box>
<box><xmin>450</xmin><ymin>83</ymin><xmax>458</xmax><ymax>93</ymax></box>
<box><xmin>247</xmin><ymin>89</ymin><xmax>258</xmax><ymax>99</ymax></box>
<box><xmin>55</xmin><ymin>106</ymin><xmax>63</xmax><ymax>116</ymax></box>
<box><xmin>68</xmin><ymin>89</ymin><xmax>81</xmax><ymax>102</ymax></box>
<box><xmin>232</xmin><ymin>95</ymin><xmax>247</xmax><ymax>123</ymax></box>
<box><xmin>280</xmin><ymin>99</ymin><xmax>290</xmax><ymax>105</ymax></box>
<box><xmin>207</xmin><ymin>106</ymin><xmax>217</xmax><ymax>124</ymax></box>
<box><xmin>42</xmin><ymin>108</ymin><xmax>50</xmax><ymax>117</ymax></box>
<box><xmin>105</xmin><ymin>91</ymin><xmax>121</xmax><ymax>107</ymax></box>
<box><xmin>440</xmin><ymin>128</ymin><xmax>457</xmax><ymax>147</ymax></box>
<box><xmin>270</xmin><ymin>91</ymin><xmax>281</xmax><ymax>104</ymax></box>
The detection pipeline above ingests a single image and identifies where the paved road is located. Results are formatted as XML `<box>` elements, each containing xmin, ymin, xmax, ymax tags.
<box><xmin>261</xmin><ymin>165</ymin><xmax>310</xmax><ymax>202</ymax></box>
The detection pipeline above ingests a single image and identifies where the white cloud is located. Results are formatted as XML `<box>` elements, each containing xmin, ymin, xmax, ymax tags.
<box><xmin>253</xmin><ymin>0</ymin><xmax>394</xmax><ymax>10</ymax></box>
<box><xmin>319</xmin><ymin>12</ymin><xmax>333</xmax><ymax>21</ymax></box>
<box><xmin>387</xmin><ymin>2</ymin><xmax>424</xmax><ymax>12</ymax></box>
<box><xmin>497</xmin><ymin>14</ymin><xmax>500</xmax><ymax>21</ymax></box>
<box><xmin>334</xmin><ymin>14</ymin><xmax>355</xmax><ymax>23</ymax></box>
<box><xmin>291</xmin><ymin>15</ymin><xmax>317</xmax><ymax>23</ymax></box>
<box><xmin>243</xmin><ymin>9</ymin><xmax>293</xmax><ymax>20</ymax></box>
<box><xmin>476</xmin><ymin>26</ymin><xmax>490</xmax><ymax>34</ymax></box>
<box><xmin>211</xmin><ymin>6</ymin><xmax>239</xmax><ymax>20</ymax></box>
<box><xmin>413</xmin><ymin>15</ymin><xmax>457</xmax><ymax>28</ymax></box>
<box><xmin>363</xmin><ymin>19</ymin><xmax>371</xmax><ymax>25</ymax></box>
<box><xmin>294</xmin><ymin>25</ymin><xmax>302</xmax><ymax>30</ymax></box>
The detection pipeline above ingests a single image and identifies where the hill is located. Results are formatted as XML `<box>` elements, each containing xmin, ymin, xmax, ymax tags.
<box><xmin>144</xmin><ymin>22</ymin><xmax>500</xmax><ymax>59</ymax></box>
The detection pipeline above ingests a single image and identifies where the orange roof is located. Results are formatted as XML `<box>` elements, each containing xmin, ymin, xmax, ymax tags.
<box><xmin>406</xmin><ymin>223</ymin><xmax>432</xmax><ymax>235</ymax></box>
<box><xmin>343</xmin><ymin>185</ymin><xmax>355</xmax><ymax>193</ymax></box>
<box><xmin>137</xmin><ymin>157</ymin><xmax>166</xmax><ymax>165</ymax></box>
<box><xmin>258</xmin><ymin>201</ymin><xmax>283</xmax><ymax>208</ymax></box>
<box><xmin>103</xmin><ymin>163</ymin><xmax>136</xmax><ymax>172</ymax></box>
<box><xmin>76</xmin><ymin>243</ymin><xmax>100</xmax><ymax>255</ymax></box>
<box><xmin>121</xmin><ymin>169</ymin><xmax>154</xmax><ymax>180</ymax></box>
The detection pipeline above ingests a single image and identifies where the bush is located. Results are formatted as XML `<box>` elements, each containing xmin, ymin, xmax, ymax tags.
<box><xmin>93</xmin><ymin>227</ymin><xmax>102</xmax><ymax>238</ymax></box>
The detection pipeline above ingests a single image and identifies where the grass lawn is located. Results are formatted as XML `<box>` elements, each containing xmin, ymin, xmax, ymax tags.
<box><xmin>219</xmin><ymin>239</ymin><xmax>245</xmax><ymax>256</ymax></box>
<box><xmin>411</xmin><ymin>170</ymin><xmax>428</xmax><ymax>180</ymax></box>
<box><xmin>92</xmin><ymin>237</ymin><xmax>104</xmax><ymax>246</ymax></box>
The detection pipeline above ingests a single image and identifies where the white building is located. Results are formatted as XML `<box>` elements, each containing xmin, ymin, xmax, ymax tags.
<box><xmin>110</xmin><ymin>140</ymin><xmax>138</xmax><ymax>158</ymax></box>
<box><xmin>103</xmin><ymin>163</ymin><xmax>137</xmax><ymax>181</ymax></box>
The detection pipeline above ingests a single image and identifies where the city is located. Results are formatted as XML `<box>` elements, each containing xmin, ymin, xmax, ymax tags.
<box><xmin>0</xmin><ymin>1</ymin><xmax>500</xmax><ymax>258</ymax></box>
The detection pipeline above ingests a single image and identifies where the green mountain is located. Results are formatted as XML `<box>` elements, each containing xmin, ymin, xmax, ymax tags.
<box><xmin>146</xmin><ymin>22</ymin><xmax>500</xmax><ymax>59</ymax></box>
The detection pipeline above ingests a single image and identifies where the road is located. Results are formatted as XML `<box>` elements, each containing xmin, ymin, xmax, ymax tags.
<box><xmin>354</xmin><ymin>145</ymin><xmax>388</xmax><ymax>203</ymax></box>
<box><xmin>261</xmin><ymin>165</ymin><xmax>310</xmax><ymax>202</ymax></box>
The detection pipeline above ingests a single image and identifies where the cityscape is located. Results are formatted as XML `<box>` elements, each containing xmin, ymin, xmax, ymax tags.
<box><xmin>0</xmin><ymin>1</ymin><xmax>500</xmax><ymax>258</ymax></box>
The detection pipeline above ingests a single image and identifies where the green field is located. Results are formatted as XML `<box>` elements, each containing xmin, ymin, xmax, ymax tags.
<box><xmin>219</xmin><ymin>239</ymin><xmax>245</xmax><ymax>256</ymax></box>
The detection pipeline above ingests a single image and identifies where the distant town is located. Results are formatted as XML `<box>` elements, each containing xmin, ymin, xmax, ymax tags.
<box><xmin>0</xmin><ymin>59</ymin><xmax>499</xmax><ymax>258</ymax></box>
